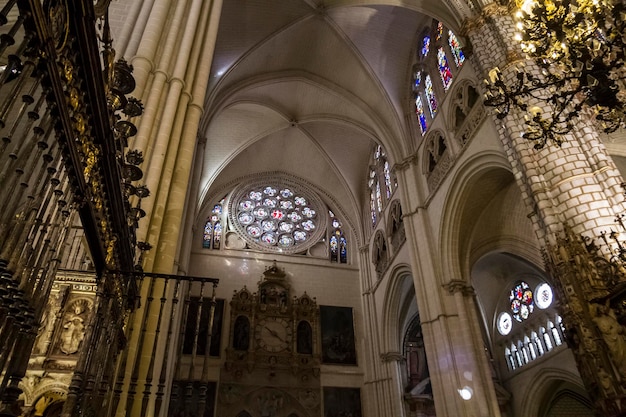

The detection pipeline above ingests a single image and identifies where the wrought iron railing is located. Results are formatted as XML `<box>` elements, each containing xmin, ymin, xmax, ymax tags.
<box><xmin>0</xmin><ymin>0</ymin><xmax>147</xmax><ymax>414</ymax></box>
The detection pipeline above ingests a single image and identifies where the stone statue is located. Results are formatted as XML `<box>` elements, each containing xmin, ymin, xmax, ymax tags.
<box><xmin>592</xmin><ymin>303</ymin><xmax>626</xmax><ymax>378</ymax></box>
<box><xmin>60</xmin><ymin>303</ymin><xmax>86</xmax><ymax>354</ymax></box>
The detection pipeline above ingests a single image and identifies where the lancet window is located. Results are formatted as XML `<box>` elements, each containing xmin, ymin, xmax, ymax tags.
<box><xmin>203</xmin><ymin>199</ymin><xmax>224</xmax><ymax>249</ymax></box>
<box><xmin>411</xmin><ymin>20</ymin><xmax>466</xmax><ymax>135</ymax></box>
<box><xmin>496</xmin><ymin>282</ymin><xmax>566</xmax><ymax>371</ymax></box>
<box><xmin>329</xmin><ymin>211</ymin><xmax>347</xmax><ymax>264</ymax></box>
<box><xmin>368</xmin><ymin>145</ymin><xmax>395</xmax><ymax>227</ymax></box>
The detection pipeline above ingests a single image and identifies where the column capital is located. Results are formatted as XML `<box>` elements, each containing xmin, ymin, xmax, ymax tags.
<box><xmin>443</xmin><ymin>279</ymin><xmax>475</xmax><ymax>296</ymax></box>
<box><xmin>393</xmin><ymin>152</ymin><xmax>418</xmax><ymax>173</ymax></box>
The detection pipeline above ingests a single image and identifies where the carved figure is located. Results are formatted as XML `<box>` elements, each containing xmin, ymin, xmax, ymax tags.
<box><xmin>60</xmin><ymin>303</ymin><xmax>86</xmax><ymax>354</ymax></box>
<box><xmin>592</xmin><ymin>303</ymin><xmax>626</xmax><ymax>378</ymax></box>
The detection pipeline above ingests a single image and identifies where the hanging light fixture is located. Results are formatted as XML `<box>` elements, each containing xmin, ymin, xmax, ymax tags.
<box><xmin>484</xmin><ymin>0</ymin><xmax>626</xmax><ymax>149</ymax></box>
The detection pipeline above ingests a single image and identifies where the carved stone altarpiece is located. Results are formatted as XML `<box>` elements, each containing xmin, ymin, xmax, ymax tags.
<box><xmin>218</xmin><ymin>262</ymin><xmax>321</xmax><ymax>417</ymax></box>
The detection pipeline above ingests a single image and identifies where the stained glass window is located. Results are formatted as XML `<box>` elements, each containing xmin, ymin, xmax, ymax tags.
<box><xmin>424</xmin><ymin>75</ymin><xmax>437</xmax><ymax>117</ymax></box>
<box><xmin>375</xmin><ymin>181</ymin><xmax>382</xmax><ymax>213</ymax></box>
<box><xmin>329</xmin><ymin>211</ymin><xmax>347</xmax><ymax>263</ymax></box>
<box><xmin>448</xmin><ymin>30</ymin><xmax>465</xmax><ymax>67</ymax></box>
<box><xmin>203</xmin><ymin>222</ymin><xmax>213</xmax><ymax>248</ymax></box>
<box><xmin>203</xmin><ymin>200</ymin><xmax>224</xmax><ymax>249</ymax></box>
<box><xmin>383</xmin><ymin>160</ymin><xmax>392</xmax><ymax>199</ymax></box>
<box><xmin>370</xmin><ymin>189</ymin><xmax>377</xmax><ymax>226</ymax></box>
<box><xmin>509</xmin><ymin>281</ymin><xmax>534</xmax><ymax>322</ymax></box>
<box><xmin>436</xmin><ymin>22</ymin><xmax>444</xmax><ymax>41</ymax></box>
<box><xmin>213</xmin><ymin>221</ymin><xmax>222</xmax><ymax>249</ymax></box>
<box><xmin>421</xmin><ymin>36</ymin><xmax>430</xmax><ymax>57</ymax></box>
<box><xmin>415</xmin><ymin>96</ymin><xmax>427</xmax><ymax>134</ymax></box>
<box><xmin>413</xmin><ymin>71</ymin><xmax>422</xmax><ymax>93</ymax></box>
<box><xmin>230</xmin><ymin>182</ymin><xmax>325</xmax><ymax>253</ymax></box>
<box><xmin>437</xmin><ymin>47</ymin><xmax>453</xmax><ymax>90</ymax></box>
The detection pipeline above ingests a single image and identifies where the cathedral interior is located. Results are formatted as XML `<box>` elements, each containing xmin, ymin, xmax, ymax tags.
<box><xmin>1</xmin><ymin>0</ymin><xmax>626</xmax><ymax>416</ymax></box>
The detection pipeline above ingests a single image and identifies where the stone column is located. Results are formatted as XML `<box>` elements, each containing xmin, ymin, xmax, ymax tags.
<box><xmin>394</xmin><ymin>157</ymin><xmax>502</xmax><ymax>417</ymax></box>
<box><xmin>114</xmin><ymin>0</ymin><xmax>224</xmax><ymax>416</ymax></box>
<box><xmin>357</xmin><ymin>244</ymin><xmax>383</xmax><ymax>417</ymax></box>
<box><xmin>380</xmin><ymin>352</ymin><xmax>409</xmax><ymax>417</ymax></box>
<box><xmin>461</xmin><ymin>2</ymin><xmax>626</xmax><ymax>414</ymax></box>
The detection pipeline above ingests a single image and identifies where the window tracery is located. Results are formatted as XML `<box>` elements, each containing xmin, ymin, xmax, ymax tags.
<box><xmin>329</xmin><ymin>210</ymin><xmax>347</xmax><ymax>264</ymax></box>
<box><xmin>229</xmin><ymin>181</ymin><xmax>327</xmax><ymax>254</ymax></box>
<box><xmin>203</xmin><ymin>199</ymin><xmax>224</xmax><ymax>249</ymax></box>
<box><xmin>423</xmin><ymin>132</ymin><xmax>448</xmax><ymax>176</ymax></box>
<box><xmin>450</xmin><ymin>82</ymin><xmax>481</xmax><ymax>132</ymax></box>
<box><xmin>411</xmin><ymin>21</ymin><xmax>466</xmax><ymax>135</ymax></box>
<box><xmin>496</xmin><ymin>282</ymin><xmax>566</xmax><ymax>371</ymax></box>
<box><xmin>368</xmin><ymin>145</ymin><xmax>395</xmax><ymax>227</ymax></box>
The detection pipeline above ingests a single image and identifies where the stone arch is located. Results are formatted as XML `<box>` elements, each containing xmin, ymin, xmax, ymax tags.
<box><xmin>447</xmin><ymin>79</ymin><xmax>481</xmax><ymax>132</ymax></box>
<box><xmin>519</xmin><ymin>368</ymin><xmax>592</xmax><ymax>417</ymax></box>
<box><xmin>439</xmin><ymin>151</ymin><xmax>518</xmax><ymax>285</ymax></box>
<box><xmin>381</xmin><ymin>264</ymin><xmax>417</xmax><ymax>355</ymax></box>
<box><xmin>422</xmin><ymin>129</ymin><xmax>449</xmax><ymax>176</ymax></box>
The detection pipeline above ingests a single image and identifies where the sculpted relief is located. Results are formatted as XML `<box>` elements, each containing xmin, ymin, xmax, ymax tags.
<box><xmin>59</xmin><ymin>299</ymin><xmax>90</xmax><ymax>355</ymax></box>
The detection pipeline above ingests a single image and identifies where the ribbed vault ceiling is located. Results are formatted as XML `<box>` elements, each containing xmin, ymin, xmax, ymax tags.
<box><xmin>198</xmin><ymin>0</ymin><xmax>461</xmax><ymax>231</ymax></box>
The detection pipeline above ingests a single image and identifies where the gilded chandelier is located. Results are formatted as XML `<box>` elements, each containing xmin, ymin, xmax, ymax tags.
<box><xmin>484</xmin><ymin>0</ymin><xmax>626</xmax><ymax>149</ymax></box>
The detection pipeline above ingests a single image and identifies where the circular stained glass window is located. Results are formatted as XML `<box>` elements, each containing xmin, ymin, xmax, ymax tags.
<box><xmin>230</xmin><ymin>180</ymin><xmax>326</xmax><ymax>254</ymax></box>
<box><xmin>535</xmin><ymin>283</ymin><xmax>553</xmax><ymax>309</ymax></box>
<box><xmin>509</xmin><ymin>281</ymin><xmax>534</xmax><ymax>322</ymax></box>
<box><xmin>497</xmin><ymin>312</ymin><xmax>513</xmax><ymax>336</ymax></box>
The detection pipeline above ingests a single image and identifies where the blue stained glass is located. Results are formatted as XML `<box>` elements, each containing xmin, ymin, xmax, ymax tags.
<box><xmin>448</xmin><ymin>31</ymin><xmax>465</xmax><ymax>67</ymax></box>
<box><xmin>425</xmin><ymin>75</ymin><xmax>438</xmax><ymax>118</ymax></box>
<box><xmin>421</xmin><ymin>36</ymin><xmax>430</xmax><ymax>57</ymax></box>
<box><xmin>437</xmin><ymin>47</ymin><xmax>453</xmax><ymax>90</ymax></box>
<box><xmin>413</xmin><ymin>71</ymin><xmax>421</xmax><ymax>92</ymax></box>
<box><xmin>203</xmin><ymin>221</ymin><xmax>212</xmax><ymax>248</ymax></box>
<box><xmin>330</xmin><ymin>235</ymin><xmax>338</xmax><ymax>257</ymax></box>
<box><xmin>415</xmin><ymin>96</ymin><xmax>427</xmax><ymax>134</ymax></box>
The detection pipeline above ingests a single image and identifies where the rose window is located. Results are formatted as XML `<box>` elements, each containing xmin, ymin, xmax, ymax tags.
<box><xmin>230</xmin><ymin>181</ymin><xmax>326</xmax><ymax>254</ymax></box>
<box><xmin>509</xmin><ymin>281</ymin><xmax>534</xmax><ymax>322</ymax></box>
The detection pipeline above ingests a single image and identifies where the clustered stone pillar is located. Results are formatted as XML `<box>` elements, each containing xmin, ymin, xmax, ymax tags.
<box><xmin>462</xmin><ymin>1</ymin><xmax>626</xmax><ymax>415</ymax></box>
<box><xmin>111</xmin><ymin>0</ymin><xmax>224</xmax><ymax>416</ymax></box>
<box><xmin>393</xmin><ymin>158</ymin><xmax>503</xmax><ymax>417</ymax></box>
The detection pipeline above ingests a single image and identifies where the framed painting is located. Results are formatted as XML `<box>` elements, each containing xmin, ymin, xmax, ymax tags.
<box><xmin>320</xmin><ymin>305</ymin><xmax>357</xmax><ymax>365</ymax></box>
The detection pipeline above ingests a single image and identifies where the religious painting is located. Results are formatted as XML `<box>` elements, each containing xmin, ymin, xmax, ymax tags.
<box><xmin>320</xmin><ymin>306</ymin><xmax>357</xmax><ymax>365</ymax></box>
<box><xmin>323</xmin><ymin>387</ymin><xmax>362</xmax><ymax>417</ymax></box>
<box><xmin>168</xmin><ymin>381</ymin><xmax>217</xmax><ymax>417</ymax></box>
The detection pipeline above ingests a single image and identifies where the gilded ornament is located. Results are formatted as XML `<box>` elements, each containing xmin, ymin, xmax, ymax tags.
<box><xmin>44</xmin><ymin>0</ymin><xmax>70</xmax><ymax>51</ymax></box>
<box><xmin>105</xmin><ymin>236</ymin><xmax>117</xmax><ymax>268</ymax></box>
<box><xmin>68</xmin><ymin>88</ymin><xmax>79</xmax><ymax>110</ymax></box>
<box><xmin>73</xmin><ymin>113</ymin><xmax>86</xmax><ymax>134</ymax></box>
